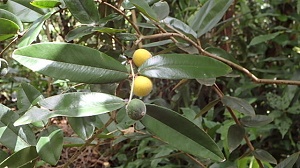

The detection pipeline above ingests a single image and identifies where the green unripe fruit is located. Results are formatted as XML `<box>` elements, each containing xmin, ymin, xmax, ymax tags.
<box><xmin>126</xmin><ymin>99</ymin><xmax>146</xmax><ymax>120</ymax></box>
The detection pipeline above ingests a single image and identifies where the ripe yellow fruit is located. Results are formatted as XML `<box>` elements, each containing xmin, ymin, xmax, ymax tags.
<box><xmin>132</xmin><ymin>49</ymin><xmax>152</xmax><ymax>67</ymax></box>
<box><xmin>133</xmin><ymin>76</ymin><xmax>153</xmax><ymax>97</ymax></box>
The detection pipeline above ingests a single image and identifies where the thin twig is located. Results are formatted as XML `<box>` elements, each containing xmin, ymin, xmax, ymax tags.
<box><xmin>0</xmin><ymin>36</ymin><xmax>18</xmax><ymax>58</ymax></box>
<box><xmin>212</xmin><ymin>84</ymin><xmax>264</xmax><ymax>168</ymax></box>
<box><xmin>141</xmin><ymin>32</ymin><xmax>300</xmax><ymax>85</ymax></box>
<box><xmin>62</xmin><ymin>116</ymin><xmax>115</xmax><ymax>168</ymax></box>
<box><xmin>128</xmin><ymin>60</ymin><xmax>135</xmax><ymax>102</ymax></box>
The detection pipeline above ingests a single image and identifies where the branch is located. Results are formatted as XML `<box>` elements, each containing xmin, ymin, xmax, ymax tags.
<box><xmin>141</xmin><ymin>32</ymin><xmax>300</xmax><ymax>86</ymax></box>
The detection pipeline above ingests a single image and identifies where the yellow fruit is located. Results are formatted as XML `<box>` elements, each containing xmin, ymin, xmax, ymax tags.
<box><xmin>133</xmin><ymin>76</ymin><xmax>153</xmax><ymax>97</ymax></box>
<box><xmin>132</xmin><ymin>49</ymin><xmax>152</xmax><ymax>67</ymax></box>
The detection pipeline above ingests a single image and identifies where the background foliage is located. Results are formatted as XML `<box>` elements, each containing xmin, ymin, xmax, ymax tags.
<box><xmin>0</xmin><ymin>0</ymin><xmax>300</xmax><ymax>167</ymax></box>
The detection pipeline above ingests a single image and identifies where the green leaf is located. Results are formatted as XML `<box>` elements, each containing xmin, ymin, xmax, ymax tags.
<box><xmin>274</xmin><ymin>115</ymin><xmax>292</xmax><ymax>138</ymax></box>
<box><xmin>68</xmin><ymin>116</ymin><xmax>96</xmax><ymax>140</ymax></box>
<box><xmin>196</xmin><ymin>78</ymin><xmax>216</xmax><ymax>86</ymax></box>
<box><xmin>36</xmin><ymin>127</ymin><xmax>63</xmax><ymax>165</ymax></box>
<box><xmin>143</xmin><ymin>39</ymin><xmax>173</xmax><ymax>48</ymax></box>
<box><xmin>240</xmin><ymin>115</ymin><xmax>273</xmax><ymax>127</ymax></box>
<box><xmin>12</xmin><ymin>42</ymin><xmax>129</xmax><ymax>84</ymax></box>
<box><xmin>187</xmin><ymin>0</ymin><xmax>234</xmax><ymax>37</ymax></box>
<box><xmin>164</xmin><ymin>16</ymin><xmax>197</xmax><ymax>38</ymax></box>
<box><xmin>0</xmin><ymin>18</ymin><xmax>19</xmax><ymax>41</ymax></box>
<box><xmin>7</xmin><ymin>0</ymin><xmax>46</xmax><ymax>22</ymax></box>
<box><xmin>138</xmin><ymin>54</ymin><xmax>232</xmax><ymax>79</ymax></box>
<box><xmin>30</xmin><ymin>0</ymin><xmax>61</xmax><ymax>8</ymax></box>
<box><xmin>221</xmin><ymin>96</ymin><xmax>255</xmax><ymax>116</ymax></box>
<box><xmin>116</xmin><ymin>33</ymin><xmax>137</xmax><ymax>41</ymax></box>
<box><xmin>253</xmin><ymin>149</ymin><xmax>277</xmax><ymax>164</ymax></box>
<box><xmin>195</xmin><ymin>99</ymin><xmax>220</xmax><ymax>119</ymax></box>
<box><xmin>18</xmin><ymin>12</ymin><xmax>52</xmax><ymax>47</ymax></box>
<box><xmin>0</xmin><ymin>9</ymin><xmax>23</xmax><ymax>31</ymax></box>
<box><xmin>141</xmin><ymin>104</ymin><xmax>225</xmax><ymax>162</ymax></box>
<box><xmin>205</xmin><ymin>47</ymin><xmax>238</xmax><ymax>64</ymax></box>
<box><xmin>93</xmin><ymin>27</ymin><xmax>127</xmax><ymax>33</ymax></box>
<box><xmin>14</xmin><ymin>92</ymin><xmax>126</xmax><ymax>126</ymax></box>
<box><xmin>129</xmin><ymin>0</ymin><xmax>158</xmax><ymax>21</ymax></box>
<box><xmin>0</xmin><ymin>146</ymin><xmax>38</xmax><ymax>167</ymax></box>
<box><xmin>17</xmin><ymin>83</ymin><xmax>44</xmax><ymax>113</ymax></box>
<box><xmin>65</xmin><ymin>26</ymin><xmax>95</xmax><ymax>42</ymax></box>
<box><xmin>275</xmin><ymin>152</ymin><xmax>299</xmax><ymax>168</ymax></box>
<box><xmin>227</xmin><ymin>124</ymin><xmax>245</xmax><ymax>152</ymax></box>
<box><xmin>63</xmin><ymin>0</ymin><xmax>100</xmax><ymax>24</ymax></box>
<box><xmin>152</xmin><ymin>1</ymin><xmax>169</xmax><ymax>21</ymax></box>
<box><xmin>0</xmin><ymin>104</ymin><xmax>37</xmax><ymax>151</ymax></box>
<box><xmin>249</xmin><ymin>32</ymin><xmax>283</xmax><ymax>46</ymax></box>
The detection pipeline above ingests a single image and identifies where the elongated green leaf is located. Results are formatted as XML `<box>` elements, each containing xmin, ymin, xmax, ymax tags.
<box><xmin>0</xmin><ymin>146</ymin><xmax>38</xmax><ymax>167</ymax></box>
<box><xmin>12</xmin><ymin>43</ymin><xmax>129</xmax><ymax>84</ymax></box>
<box><xmin>68</xmin><ymin>116</ymin><xmax>96</xmax><ymax>140</ymax></box>
<box><xmin>0</xmin><ymin>104</ymin><xmax>37</xmax><ymax>151</ymax></box>
<box><xmin>253</xmin><ymin>149</ymin><xmax>277</xmax><ymax>164</ymax></box>
<box><xmin>18</xmin><ymin>12</ymin><xmax>52</xmax><ymax>47</ymax></box>
<box><xmin>37</xmin><ymin>127</ymin><xmax>63</xmax><ymax>165</ymax></box>
<box><xmin>0</xmin><ymin>18</ymin><xmax>19</xmax><ymax>41</ymax></box>
<box><xmin>240</xmin><ymin>115</ymin><xmax>273</xmax><ymax>127</ymax></box>
<box><xmin>93</xmin><ymin>27</ymin><xmax>126</xmax><ymax>33</ymax></box>
<box><xmin>275</xmin><ymin>152</ymin><xmax>299</xmax><ymax>168</ymax></box>
<box><xmin>205</xmin><ymin>47</ymin><xmax>238</xmax><ymax>64</ymax></box>
<box><xmin>221</xmin><ymin>96</ymin><xmax>255</xmax><ymax>116</ymax></box>
<box><xmin>141</xmin><ymin>104</ymin><xmax>225</xmax><ymax>161</ymax></box>
<box><xmin>249</xmin><ymin>32</ymin><xmax>283</xmax><ymax>46</ymax></box>
<box><xmin>65</xmin><ymin>26</ymin><xmax>95</xmax><ymax>42</ymax></box>
<box><xmin>129</xmin><ymin>0</ymin><xmax>158</xmax><ymax>21</ymax></box>
<box><xmin>7</xmin><ymin>0</ymin><xmax>46</xmax><ymax>22</ymax></box>
<box><xmin>195</xmin><ymin>99</ymin><xmax>220</xmax><ymax>119</ymax></box>
<box><xmin>164</xmin><ymin>16</ymin><xmax>197</xmax><ymax>38</ymax></box>
<box><xmin>152</xmin><ymin>1</ymin><xmax>169</xmax><ymax>21</ymax></box>
<box><xmin>30</xmin><ymin>0</ymin><xmax>61</xmax><ymax>8</ymax></box>
<box><xmin>227</xmin><ymin>124</ymin><xmax>245</xmax><ymax>152</ymax></box>
<box><xmin>138</xmin><ymin>54</ymin><xmax>232</xmax><ymax>79</ymax></box>
<box><xmin>14</xmin><ymin>92</ymin><xmax>126</xmax><ymax>126</ymax></box>
<box><xmin>143</xmin><ymin>39</ymin><xmax>173</xmax><ymax>48</ymax></box>
<box><xmin>17</xmin><ymin>83</ymin><xmax>44</xmax><ymax>113</ymax></box>
<box><xmin>0</xmin><ymin>9</ymin><xmax>23</xmax><ymax>31</ymax></box>
<box><xmin>63</xmin><ymin>0</ymin><xmax>100</xmax><ymax>24</ymax></box>
<box><xmin>188</xmin><ymin>0</ymin><xmax>234</xmax><ymax>37</ymax></box>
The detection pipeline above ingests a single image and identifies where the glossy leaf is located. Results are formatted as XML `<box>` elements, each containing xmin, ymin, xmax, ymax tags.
<box><xmin>0</xmin><ymin>18</ymin><xmax>19</xmax><ymax>41</ymax></box>
<box><xmin>65</xmin><ymin>26</ymin><xmax>95</xmax><ymax>42</ymax></box>
<box><xmin>0</xmin><ymin>146</ymin><xmax>38</xmax><ymax>167</ymax></box>
<box><xmin>129</xmin><ymin>0</ymin><xmax>158</xmax><ymax>21</ymax></box>
<box><xmin>12</xmin><ymin>43</ymin><xmax>129</xmax><ymax>84</ymax></box>
<box><xmin>152</xmin><ymin>1</ymin><xmax>169</xmax><ymax>21</ymax></box>
<box><xmin>63</xmin><ymin>0</ymin><xmax>100</xmax><ymax>24</ymax></box>
<box><xmin>253</xmin><ymin>149</ymin><xmax>277</xmax><ymax>164</ymax></box>
<box><xmin>227</xmin><ymin>124</ymin><xmax>245</xmax><ymax>152</ymax></box>
<box><xmin>275</xmin><ymin>152</ymin><xmax>299</xmax><ymax>168</ymax></box>
<box><xmin>7</xmin><ymin>0</ymin><xmax>46</xmax><ymax>22</ymax></box>
<box><xmin>14</xmin><ymin>92</ymin><xmax>125</xmax><ymax>126</ymax></box>
<box><xmin>240</xmin><ymin>115</ymin><xmax>273</xmax><ymax>127</ymax></box>
<box><xmin>164</xmin><ymin>16</ymin><xmax>197</xmax><ymax>38</ymax></box>
<box><xmin>141</xmin><ymin>104</ymin><xmax>225</xmax><ymax>161</ymax></box>
<box><xmin>143</xmin><ymin>39</ymin><xmax>173</xmax><ymax>48</ymax></box>
<box><xmin>249</xmin><ymin>32</ymin><xmax>282</xmax><ymax>46</ymax></box>
<box><xmin>0</xmin><ymin>9</ymin><xmax>23</xmax><ymax>31</ymax></box>
<box><xmin>188</xmin><ymin>0</ymin><xmax>234</xmax><ymax>37</ymax></box>
<box><xmin>138</xmin><ymin>54</ymin><xmax>232</xmax><ymax>79</ymax></box>
<box><xmin>0</xmin><ymin>104</ymin><xmax>37</xmax><ymax>151</ymax></box>
<box><xmin>18</xmin><ymin>12</ymin><xmax>52</xmax><ymax>47</ymax></box>
<box><xmin>196</xmin><ymin>78</ymin><xmax>216</xmax><ymax>86</ymax></box>
<box><xmin>221</xmin><ymin>96</ymin><xmax>255</xmax><ymax>116</ymax></box>
<box><xmin>195</xmin><ymin>99</ymin><xmax>220</xmax><ymax>119</ymax></box>
<box><xmin>68</xmin><ymin>116</ymin><xmax>96</xmax><ymax>140</ymax></box>
<box><xmin>116</xmin><ymin>33</ymin><xmax>137</xmax><ymax>41</ymax></box>
<box><xmin>36</xmin><ymin>127</ymin><xmax>63</xmax><ymax>165</ymax></box>
<box><xmin>30</xmin><ymin>0</ymin><xmax>61</xmax><ymax>8</ymax></box>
